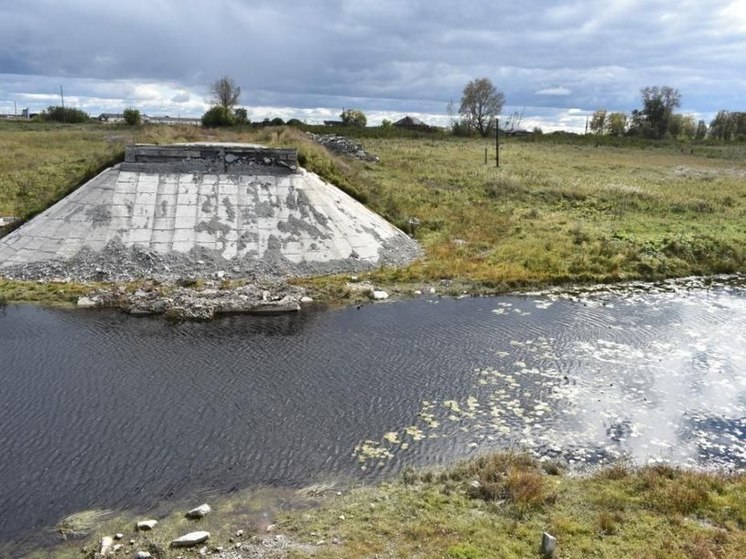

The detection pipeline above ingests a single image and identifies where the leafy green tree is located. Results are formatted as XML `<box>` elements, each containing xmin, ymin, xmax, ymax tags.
<box><xmin>270</xmin><ymin>117</ymin><xmax>285</xmax><ymax>126</ymax></box>
<box><xmin>234</xmin><ymin>108</ymin><xmax>249</xmax><ymax>124</ymax></box>
<box><xmin>589</xmin><ymin>109</ymin><xmax>607</xmax><ymax>134</ymax></box>
<box><xmin>459</xmin><ymin>77</ymin><xmax>505</xmax><ymax>137</ymax></box>
<box><xmin>209</xmin><ymin>76</ymin><xmax>241</xmax><ymax>112</ymax></box>
<box><xmin>42</xmin><ymin>105</ymin><xmax>89</xmax><ymax>123</ymax></box>
<box><xmin>381</xmin><ymin>119</ymin><xmax>393</xmax><ymax>128</ymax></box>
<box><xmin>709</xmin><ymin>110</ymin><xmax>746</xmax><ymax>141</ymax></box>
<box><xmin>123</xmin><ymin>108</ymin><xmax>141</xmax><ymax>126</ymax></box>
<box><xmin>607</xmin><ymin>112</ymin><xmax>628</xmax><ymax>136</ymax></box>
<box><xmin>668</xmin><ymin>113</ymin><xmax>696</xmax><ymax>140</ymax></box>
<box><xmin>695</xmin><ymin>120</ymin><xmax>708</xmax><ymax>140</ymax></box>
<box><xmin>201</xmin><ymin>106</ymin><xmax>235</xmax><ymax>127</ymax></box>
<box><xmin>341</xmin><ymin>109</ymin><xmax>367</xmax><ymax>127</ymax></box>
<box><xmin>639</xmin><ymin>86</ymin><xmax>681</xmax><ymax>139</ymax></box>
<box><xmin>709</xmin><ymin>110</ymin><xmax>733</xmax><ymax>140</ymax></box>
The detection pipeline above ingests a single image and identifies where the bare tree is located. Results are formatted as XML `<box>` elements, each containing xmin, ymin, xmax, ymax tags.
<box><xmin>459</xmin><ymin>77</ymin><xmax>505</xmax><ymax>137</ymax></box>
<box><xmin>209</xmin><ymin>76</ymin><xmax>241</xmax><ymax>112</ymax></box>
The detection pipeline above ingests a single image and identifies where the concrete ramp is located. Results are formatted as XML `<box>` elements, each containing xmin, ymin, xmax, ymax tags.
<box><xmin>0</xmin><ymin>144</ymin><xmax>420</xmax><ymax>281</ymax></box>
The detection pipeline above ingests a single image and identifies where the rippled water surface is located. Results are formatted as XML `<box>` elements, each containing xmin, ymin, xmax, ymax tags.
<box><xmin>1</xmin><ymin>282</ymin><xmax>745</xmax><ymax>547</ymax></box>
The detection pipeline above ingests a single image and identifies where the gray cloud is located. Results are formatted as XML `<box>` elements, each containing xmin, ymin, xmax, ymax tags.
<box><xmin>1</xmin><ymin>0</ymin><xmax>744</xmax><ymax>128</ymax></box>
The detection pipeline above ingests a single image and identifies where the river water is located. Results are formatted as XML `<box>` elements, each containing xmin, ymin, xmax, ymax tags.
<box><xmin>1</xmin><ymin>279</ymin><xmax>745</xmax><ymax>549</ymax></box>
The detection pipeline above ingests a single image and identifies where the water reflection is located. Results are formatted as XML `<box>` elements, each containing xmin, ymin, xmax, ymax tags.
<box><xmin>0</xmin><ymin>280</ymin><xmax>744</xmax><ymax>548</ymax></box>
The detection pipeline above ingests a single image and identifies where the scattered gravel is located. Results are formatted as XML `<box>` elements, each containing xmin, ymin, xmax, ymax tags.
<box><xmin>308</xmin><ymin>133</ymin><xmax>380</xmax><ymax>161</ymax></box>
<box><xmin>0</xmin><ymin>236</ymin><xmax>420</xmax><ymax>284</ymax></box>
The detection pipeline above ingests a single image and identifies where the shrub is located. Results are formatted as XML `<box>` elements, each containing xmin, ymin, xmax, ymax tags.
<box><xmin>234</xmin><ymin>108</ymin><xmax>249</xmax><ymax>125</ymax></box>
<box><xmin>42</xmin><ymin>105</ymin><xmax>90</xmax><ymax>123</ymax></box>
<box><xmin>123</xmin><ymin>108</ymin><xmax>141</xmax><ymax>126</ymax></box>
<box><xmin>457</xmin><ymin>453</ymin><xmax>550</xmax><ymax>513</ymax></box>
<box><xmin>201</xmin><ymin>106</ymin><xmax>235</xmax><ymax>127</ymax></box>
<box><xmin>341</xmin><ymin>108</ymin><xmax>367</xmax><ymax>127</ymax></box>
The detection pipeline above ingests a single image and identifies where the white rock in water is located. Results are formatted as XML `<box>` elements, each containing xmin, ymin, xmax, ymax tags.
<box><xmin>372</xmin><ymin>290</ymin><xmax>389</xmax><ymax>300</ymax></box>
<box><xmin>186</xmin><ymin>503</ymin><xmax>212</xmax><ymax>519</ymax></box>
<box><xmin>77</xmin><ymin>296</ymin><xmax>96</xmax><ymax>308</ymax></box>
<box><xmin>136</xmin><ymin>519</ymin><xmax>158</xmax><ymax>531</ymax></box>
<box><xmin>134</xmin><ymin>552</ymin><xmax>152</xmax><ymax>559</ymax></box>
<box><xmin>171</xmin><ymin>531</ymin><xmax>210</xmax><ymax>548</ymax></box>
<box><xmin>300</xmin><ymin>296</ymin><xmax>314</xmax><ymax>303</ymax></box>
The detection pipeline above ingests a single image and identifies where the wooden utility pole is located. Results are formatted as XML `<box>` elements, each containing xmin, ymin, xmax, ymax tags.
<box><xmin>495</xmin><ymin>117</ymin><xmax>500</xmax><ymax>167</ymax></box>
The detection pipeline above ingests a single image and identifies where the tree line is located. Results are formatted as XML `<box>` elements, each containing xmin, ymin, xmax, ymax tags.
<box><xmin>590</xmin><ymin>86</ymin><xmax>745</xmax><ymax>141</ymax></box>
<box><xmin>24</xmin><ymin>76</ymin><xmax>745</xmax><ymax>142</ymax></box>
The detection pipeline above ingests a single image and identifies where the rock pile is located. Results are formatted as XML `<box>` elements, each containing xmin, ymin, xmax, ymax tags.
<box><xmin>308</xmin><ymin>133</ymin><xmax>379</xmax><ymax>161</ymax></box>
<box><xmin>79</xmin><ymin>279</ymin><xmax>307</xmax><ymax>320</ymax></box>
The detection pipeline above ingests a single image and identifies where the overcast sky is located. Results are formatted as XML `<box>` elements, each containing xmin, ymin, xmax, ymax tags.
<box><xmin>1</xmin><ymin>0</ymin><xmax>744</xmax><ymax>131</ymax></box>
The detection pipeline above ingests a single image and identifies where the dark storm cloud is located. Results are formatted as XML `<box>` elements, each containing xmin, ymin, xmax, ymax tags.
<box><xmin>1</xmin><ymin>0</ymin><xmax>744</xmax><ymax>126</ymax></box>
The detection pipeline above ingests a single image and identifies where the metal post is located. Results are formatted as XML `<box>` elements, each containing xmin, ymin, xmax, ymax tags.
<box><xmin>484</xmin><ymin>147</ymin><xmax>488</xmax><ymax>164</ymax></box>
<box><xmin>496</xmin><ymin>117</ymin><xmax>500</xmax><ymax>167</ymax></box>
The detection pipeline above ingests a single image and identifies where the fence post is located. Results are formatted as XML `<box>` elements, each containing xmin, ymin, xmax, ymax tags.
<box><xmin>496</xmin><ymin>117</ymin><xmax>500</xmax><ymax>168</ymax></box>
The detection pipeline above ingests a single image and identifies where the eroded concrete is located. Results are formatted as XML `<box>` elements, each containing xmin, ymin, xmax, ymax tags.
<box><xmin>0</xmin><ymin>144</ymin><xmax>421</xmax><ymax>282</ymax></box>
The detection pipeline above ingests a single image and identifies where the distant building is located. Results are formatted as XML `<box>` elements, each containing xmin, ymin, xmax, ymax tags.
<box><xmin>98</xmin><ymin>113</ymin><xmax>125</xmax><ymax>123</ymax></box>
<box><xmin>393</xmin><ymin>116</ymin><xmax>428</xmax><ymax>128</ymax></box>
<box><xmin>0</xmin><ymin>111</ymin><xmax>30</xmax><ymax>120</ymax></box>
<box><xmin>143</xmin><ymin>115</ymin><xmax>201</xmax><ymax>126</ymax></box>
<box><xmin>97</xmin><ymin>113</ymin><xmax>201</xmax><ymax>126</ymax></box>
<box><xmin>504</xmin><ymin>128</ymin><xmax>531</xmax><ymax>136</ymax></box>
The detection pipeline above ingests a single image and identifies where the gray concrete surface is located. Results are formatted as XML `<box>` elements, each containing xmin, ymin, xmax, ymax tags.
<box><xmin>0</xmin><ymin>144</ymin><xmax>421</xmax><ymax>281</ymax></box>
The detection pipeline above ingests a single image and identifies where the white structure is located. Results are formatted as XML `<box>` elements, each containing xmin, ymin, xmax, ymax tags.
<box><xmin>0</xmin><ymin>144</ymin><xmax>420</xmax><ymax>279</ymax></box>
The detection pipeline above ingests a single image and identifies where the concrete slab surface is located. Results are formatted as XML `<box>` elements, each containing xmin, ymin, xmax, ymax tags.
<box><xmin>0</xmin><ymin>144</ymin><xmax>421</xmax><ymax>281</ymax></box>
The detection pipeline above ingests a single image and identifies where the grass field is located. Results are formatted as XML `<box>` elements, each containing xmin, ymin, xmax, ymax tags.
<box><xmin>22</xmin><ymin>453</ymin><xmax>746</xmax><ymax>559</ymax></box>
<box><xmin>1</xmin><ymin>120</ymin><xmax>745</xmax><ymax>299</ymax></box>
<box><xmin>354</xmin><ymin>135</ymin><xmax>746</xmax><ymax>288</ymax></box>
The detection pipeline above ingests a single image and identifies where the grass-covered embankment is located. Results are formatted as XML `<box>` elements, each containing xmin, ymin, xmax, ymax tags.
<box><xmin>353</xmin><ymin>135</ymin><xmax>746</xmax><ymax>289</ymax></box>
<box><xmin>1</xmin><ymin>121</ymin><xmax>745</xmax><ymax>304</ymax></box>
<box><xmin>26</xmin><ymin>453</ymin><xmax>746</xmax><ymax>558</ymax></box>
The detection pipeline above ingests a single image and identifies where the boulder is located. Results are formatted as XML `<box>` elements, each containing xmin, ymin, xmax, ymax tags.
<box><xmin>98</xmin><ymin>535</ymin><xmax>113</xmax><ymax>556</ymax></box>
<box><xmin>541</xmin><ymin>531</ymin><xmax>557</xmax><ymax>558</ymax></box>
<box><xmin>171</xmin><ymin>531</ymin><xmax>211</xmax><ymax>548</ymax></box>
<box><xmin>77</xmin><ymin>296</ymin><xmax>97</xmax><ymax>308</ymax></box>
<box><xmin>136</xmin><ymin>519</ymin><xmax>158</xmax><ymax>531</ymax></box>
<box><xmin>372</xmin><ymin>290</ymin><xmax>389</xmax><ymax>300</ymax></box>
<box><xmin>186</xmin><ymin>503</ymin><xmax>212</xmax><ymax>519</ymax></box>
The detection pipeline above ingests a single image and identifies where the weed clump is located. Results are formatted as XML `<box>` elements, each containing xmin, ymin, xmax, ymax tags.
<box><xmin>451</xmin><ymin>452</ymin><xmax>552</xmax><ymax>512</ymax></box>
